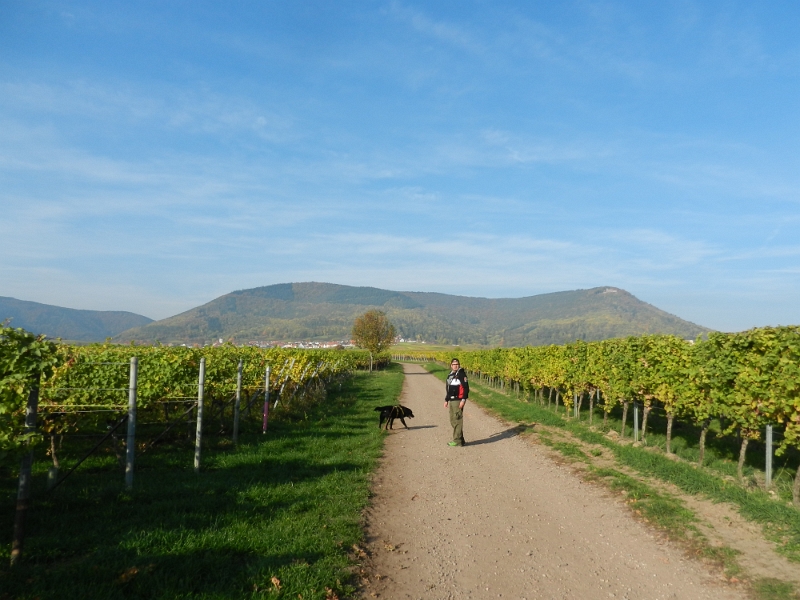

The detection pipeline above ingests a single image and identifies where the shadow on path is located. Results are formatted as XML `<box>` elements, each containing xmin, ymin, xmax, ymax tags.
<box><xmin>466</xmin><ymin>424</ymin><xmax>533</xmax><ymax>447</ymax></box>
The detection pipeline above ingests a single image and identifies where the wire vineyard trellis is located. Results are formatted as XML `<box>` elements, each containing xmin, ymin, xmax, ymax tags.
<box><xmin>1</xmin><ymin>328</ymin><xmax>384</xmax><ymax>565</ymax></box>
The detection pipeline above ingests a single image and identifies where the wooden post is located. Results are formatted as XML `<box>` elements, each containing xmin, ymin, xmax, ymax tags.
<box><xmin>633</xmin><ymin>403</ymin><xmax>639</xmax><ymax>442</ymax></box>
<box><xmin>194</xmin><ymin>358</ymin><xmax>205</xmax><ymax>473</ymax></box>
<box><xmin>262</xmin><ymin>366</ymin><xmax>271</xmax><ymax>433</ymax></box>
<box><xmin>233</xmin><ymin>359</ymin><xmax>242</xmax><ymax>444</ymax></box>
<box><xmin>10</xmin><ymin>372</ymin><xmax>41</xmax><ymax>566</ymax></box>
<box><xmin>621</xmin><ymin>401</ymin><xmax>629</xmax><ymax>437</ymax></box>
<box><xmin>125</xmin><ymin>357</ymin><xmax>137</xmax><ymax>489</ymax></box>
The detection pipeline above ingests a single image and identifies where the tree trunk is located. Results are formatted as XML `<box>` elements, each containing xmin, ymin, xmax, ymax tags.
<box><xmin>369</xmin><ymin>352</ymin><xmax>373</xmax><ymax>373</ymax></box>
<box><xmin>621</xmin><ymin>401</ymin><xmax>629</xmax><ymax>437</ymax></box>
<box><xmin>577</xmin><ymin>392</ymin><xmax>584</xmax><ymax>420</ymax></box>
<box><xmin>698</xmin><ymin>419</ymin><xmax>710</xmax><ymax>465</ymax></box>
<box><xmin>793</xmin><ymin>464</ymin><xmax>800</xmax><ymax>506</ymax></box>
<box><xmin>548</xmin><ymin>387</ymin><xmax>553</xmax><ymax>409</ymax></box>
<box><xmin>737</xmin><ymin>436</ymin><xmax>750</xmax><ymax>482</ymax></box>
<box><xmin>641</xmin><ymin>405</ymin><xmax>651</xmax><ymax>444</ymax></box>
<box><xmin>111</xmin><ymin>433</ymin><xmax>125</xmax><ymax>469</ymax></box>
<box><xmin>589</xmin><ymin>390</ymin><xmax>595</xmax><ymax>426</ymax></box>
<box><xmin>666</xmin><ymin>414</ymin><xmax>674</xmax><ymax>454</ymax></box>
<box><xmin>603</xmin><ymin>397</ymin><xmax>608</xmax><ymax>430</ymax></box>
<box><xmin>556</xmin><ymin>390</ymin><xmax>561</xmax><ymax>412</ymax></box>
<box><xmin>47</xmin><ymin>434</ymin><xmax>60</xmax><ymax>490</ymax></box>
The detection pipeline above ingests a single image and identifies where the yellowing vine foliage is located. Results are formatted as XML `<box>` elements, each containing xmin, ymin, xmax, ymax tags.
<box><xmin>396</xmin><ymin>327</ymin><xmax>800</xmax><ymax>455</ymax></box>
<box><xmin>1</xmin><ymin>326</ymin><xmax>382</xmax><ymax>462</ymax></box>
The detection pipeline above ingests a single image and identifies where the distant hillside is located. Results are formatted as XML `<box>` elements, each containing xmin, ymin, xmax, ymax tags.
<box><xmin>115</xmin><ymin>282</ymin><xmax>709</xmax><ymax>346</ymax></box>
<box><xmin>0</xmin><ymin>296</ymin><xmax>153</xmax><ymax>342</ymax></box>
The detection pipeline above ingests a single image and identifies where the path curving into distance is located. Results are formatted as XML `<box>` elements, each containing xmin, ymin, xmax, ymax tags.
<box><xmin>360</xmin><ymin>363</ymin><xmax>745</xmax><ymax>600</ymax></box>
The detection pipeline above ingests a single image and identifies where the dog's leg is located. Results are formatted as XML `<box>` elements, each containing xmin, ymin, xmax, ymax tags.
<box><xmin>400</xmin><ymin>416</ymin><xmax>408</xmax><ymax>429</ymax></box>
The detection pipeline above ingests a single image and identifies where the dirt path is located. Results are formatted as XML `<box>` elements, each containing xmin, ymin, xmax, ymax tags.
<box><xmin>360</xmin><ymin>364</ymin><xmax>746</xmax><ymax>600</ymax></box>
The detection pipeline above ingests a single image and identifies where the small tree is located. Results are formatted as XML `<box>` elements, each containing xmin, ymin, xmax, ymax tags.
<box><xmin>351</xmin><ymin>310</ymin><xmax>396</xmax><ymax>372</ymax></box>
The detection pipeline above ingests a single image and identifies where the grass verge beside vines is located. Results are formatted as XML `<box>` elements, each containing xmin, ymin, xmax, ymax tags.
<box><xmin>0</xmin><ymin>363</ymin><xmax>404</xmax><ymax>600</ymax></box>
<box><xmin>425</xmin><ymin>362</ymin><xmax>800</xmax><ymax>599</ymax></box>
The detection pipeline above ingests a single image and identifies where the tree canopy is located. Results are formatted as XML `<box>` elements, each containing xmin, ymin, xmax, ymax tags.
<box><xmin>352</xmin><ymin>310</ymin><xmax>396</xmax><ymax>369</ymax></box>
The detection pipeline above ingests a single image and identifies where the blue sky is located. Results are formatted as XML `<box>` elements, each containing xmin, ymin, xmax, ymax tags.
<box><xmin>1</xmin><ymin>1</ymin><xmax>798</xmax><ymax>331</ymax></box>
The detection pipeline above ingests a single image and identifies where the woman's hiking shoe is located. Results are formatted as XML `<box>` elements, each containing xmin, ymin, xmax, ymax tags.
<box><xmin>448</xmin><ymin>441</ymin><xmax>461</xmax><ymax>447</ymax></box>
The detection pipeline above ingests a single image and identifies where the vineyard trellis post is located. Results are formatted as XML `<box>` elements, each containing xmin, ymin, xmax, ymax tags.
<box><xmin>10</xmin><ymin>371</ymin><xmax>41</xmax><ymax>567</ymax></box>
<box><xmin>233</xmin><ymin>359</ymin><xmax>243</xmax><ymax>445</ymax></box>
<box><xmin>194</xmin><ymin>358</ymin><xmax>205</xmax><ymax>473</ymax></box>
<box><xmin>633</xmin><ymin>403</ymin><xmax>639</xmax><ymax>442</ymax></box>
<box><xmin>262</xmin><ymin>365</ymin><xmax>270</xmax><ymax>434</ymax></box>
<box><xmin>766</xmin><ymin>424</ymin><xmax>773</xmax><ymax>489</ymax></box>
<box><xmin>125</xmin><ymin>357</ymin><xmax>137</xmax><ymax>490</ymax></box>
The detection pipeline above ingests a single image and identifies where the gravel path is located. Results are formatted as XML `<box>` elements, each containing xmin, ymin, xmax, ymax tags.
<box><xmin>360</xmin><ymin>363</ymin><xmax>746</xmax><ymax>600</ymax></box>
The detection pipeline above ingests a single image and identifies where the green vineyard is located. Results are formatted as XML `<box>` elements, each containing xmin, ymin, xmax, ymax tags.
<box><xmin>1</xmin><ymin>324</ymin><xmax>382</xmax><ymax>461</ymax></box>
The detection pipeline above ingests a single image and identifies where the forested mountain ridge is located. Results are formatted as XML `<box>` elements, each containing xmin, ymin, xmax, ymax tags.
<box><xmin>0</xmin><ymin>296</ymin><xmax>153</xmax><ymax>341</ymax></box>
<box><xmin>114</xmin><ymin>282</ymin><xmax>709</xmax><ymax>346</ymax></box>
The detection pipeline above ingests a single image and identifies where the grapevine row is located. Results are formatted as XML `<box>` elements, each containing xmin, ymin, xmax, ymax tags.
<box><xmin>396</xmin><ymin>326</ymin><xmax>800</xmax><ymax>499</ymax></box>
<box><xmin>1</xmin><ymin>325</ymin><xmax>381</xmax><ymax>459</ymax></box>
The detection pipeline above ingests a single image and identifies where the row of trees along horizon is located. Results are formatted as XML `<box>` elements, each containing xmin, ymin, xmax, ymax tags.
<box><xmin>395</xmin><ymin>326</ymin><xmax>800</xmax><ymax>502</ymax></box>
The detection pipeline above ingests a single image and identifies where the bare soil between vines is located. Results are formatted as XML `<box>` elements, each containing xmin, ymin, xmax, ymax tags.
<box><xmin>357</xmin><ymin>364</ymin><xmax>797</xmax><ymax>599</ymax></box>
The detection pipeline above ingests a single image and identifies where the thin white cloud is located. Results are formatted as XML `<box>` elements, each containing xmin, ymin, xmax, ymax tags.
<box><xmin>387</xmin><ymin>2</ymin><xmax>483</xmax><ymax>54</ymax></box>
<box><xmin>0</xmin><ymin>79</ymin><xmax>297</xmax><ymax>143</ymax></box>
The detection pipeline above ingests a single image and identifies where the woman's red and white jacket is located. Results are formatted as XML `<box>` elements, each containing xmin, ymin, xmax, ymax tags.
<box><xmin>445</xmin><ymin>368</ymin><xmax>469</xmax><ymax>402</ymax></box>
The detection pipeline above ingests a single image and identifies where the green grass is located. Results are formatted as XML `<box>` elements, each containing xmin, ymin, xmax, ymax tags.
<box><xmin>0</xmin><ymin>365</ymin><xmax>404</xmax><ymax>599</ymax></box>
<box><xmin>592</xmin><ymin>468</ymin><xmax>705</xmax><ymax>541</ymax></box>
<box><xmin>752</xmin><ymin>578</ymin><xmax>799</xmax><ymax>600</ymax></box>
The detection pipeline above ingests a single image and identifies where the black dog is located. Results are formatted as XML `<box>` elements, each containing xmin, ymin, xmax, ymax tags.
<box><xmin>374</xmin><ymin>405</ymin><xmax>415</xmax><ymax>430</ymax></box>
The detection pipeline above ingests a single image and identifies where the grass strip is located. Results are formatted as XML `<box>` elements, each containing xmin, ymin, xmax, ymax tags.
<box><xmin>534</xmin><ymin>426</ymin><xmax>742</xmax><ymax>574</ymax></box>
<box><xmin>0</xmin><ymin>364</ymin><xmax>404</xmax><ymax>600</ymax></box>
<box><xmin>752</xmin><ymin>578</ymin><xmax>798</xmax><ymax>600</ymax></box>
<box><xmin>424</xmin><ymin>363</ymin><xmax>800</xmax><ymax>563</ymax></box>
